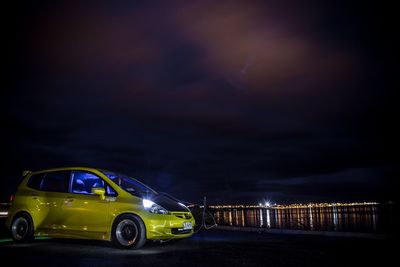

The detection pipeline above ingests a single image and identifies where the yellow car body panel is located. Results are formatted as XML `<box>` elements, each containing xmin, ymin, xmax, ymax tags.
<box><xmin>6</xmin><ymin>167</ymin><xmax>195</xmax><ymax>242</ymax></box>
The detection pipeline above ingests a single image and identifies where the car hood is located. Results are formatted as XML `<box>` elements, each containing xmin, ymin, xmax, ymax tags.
<box><xmin>151</xmin><ymin>194</ymin><xmax>189</xmax><ymax>212</ymax></box>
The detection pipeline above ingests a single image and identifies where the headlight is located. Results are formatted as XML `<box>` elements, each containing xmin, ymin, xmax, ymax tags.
<box><xmin>142</xmin><ymin>199</ymin><xmax>168</xmax><ymax>214</ymax></box>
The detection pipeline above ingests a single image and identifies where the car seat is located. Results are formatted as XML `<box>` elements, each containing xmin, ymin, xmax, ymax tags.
<box><xmin>92</xmin><ymin>182</ymin><xmax>103</xmax><ymax>188</ymax></box>
<box><xmin>73</xmin><ymin>179</ymin><xmax>87</xmax><ymax>193</ymax></box>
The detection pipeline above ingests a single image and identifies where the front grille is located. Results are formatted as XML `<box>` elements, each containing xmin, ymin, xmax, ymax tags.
<box><xmin>171</xmin><ymin>228</ymin><xmax>192</xmax><ymax>235</ymax></box>
<box><xmin>172</xmin><ymin>212</ymin><xmax>192</xmax><ymax>219</ymax></box>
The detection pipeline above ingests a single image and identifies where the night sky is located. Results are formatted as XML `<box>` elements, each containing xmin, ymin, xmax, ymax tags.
<box><xmin>3</xmin><ymin>1</ymin><xmax>398</xmax><ymax>204</ymax></box>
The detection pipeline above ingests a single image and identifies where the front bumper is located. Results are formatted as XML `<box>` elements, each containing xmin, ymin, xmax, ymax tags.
<box><xmin>145</xmin><ymin>211</ymin><xmax>196</xmax><ymax>240</ymax></box>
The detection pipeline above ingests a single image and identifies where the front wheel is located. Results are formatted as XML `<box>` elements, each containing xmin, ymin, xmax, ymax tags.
<box><xmin>11</xmin><ymin>213</ymin><xmax>34</xmax><ymax>242</ymax></box>
<box><xmin>111</xmin><ymin>214</ymin><xmax>146</xmax><ymax>249</ymax></box>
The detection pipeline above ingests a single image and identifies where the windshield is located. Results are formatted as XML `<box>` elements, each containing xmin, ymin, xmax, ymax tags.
<box><xmin>101</xmin><ymin>170</ymin><xmax>158</xmax><ymax>197</ymax></box>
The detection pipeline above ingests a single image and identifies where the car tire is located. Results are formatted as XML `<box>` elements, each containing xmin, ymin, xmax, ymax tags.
<box><xmin>10</xmin><ymin>212</ymin><xmax>34</xmax><ymax>242</ymax></box>
<box><xmin>111</xmin><ymin>214</ymin><xmax>146</xmax><ymax>249</ymax></box>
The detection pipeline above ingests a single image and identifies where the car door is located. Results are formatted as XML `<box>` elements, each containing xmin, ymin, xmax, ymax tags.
<box><xmin>60</xmin><ymin>171</ymin><xmax>112</xmax><ymax>234</ymax></box>
<box><xmin>40</xmin><ymin>171</ymin><xmax>71</xmax><ymax>230</ymax></box>
<box><xmin>22</xmin><ymin>173</ymin><xmax>51</xmax><ymax>230</ymax></box>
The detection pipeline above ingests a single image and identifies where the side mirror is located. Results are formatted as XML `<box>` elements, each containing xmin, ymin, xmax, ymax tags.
<box><xmin>91</xmin><ymin>187</ymin><xmax>106</xmax><ymax>200</ymax></box>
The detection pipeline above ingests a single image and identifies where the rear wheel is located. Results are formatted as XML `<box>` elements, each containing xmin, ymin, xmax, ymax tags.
<box><xmin>11</xmin><ymin>213</ymin><xmax>34</xmax><ymax>242</ymax></box>
<box><xmin>112</xmin><ymin>214</ymin><xmax>146</xmax><ymax>249</ymax></box>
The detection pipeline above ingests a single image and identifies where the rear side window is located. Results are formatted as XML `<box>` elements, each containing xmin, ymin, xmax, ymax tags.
<box><xmin>42</xmin><ymin>171</ymin><xmax>70</xmax><ymax>193</ymax></box>
<box><xmin>27</xmin><ymin>173</ymin><xmax>44</xmax><ymax>190</ymax></box>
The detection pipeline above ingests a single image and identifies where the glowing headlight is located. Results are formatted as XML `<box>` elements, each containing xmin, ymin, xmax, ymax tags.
<box><xmin>142</xmin><ymin>199</ymin><xmax>168</xmax><ymax>214</ymax></box>
<box><xmin>142</xmin><ymin>199</ymin><xmax>154</xmax><ymax>208</ymax></box>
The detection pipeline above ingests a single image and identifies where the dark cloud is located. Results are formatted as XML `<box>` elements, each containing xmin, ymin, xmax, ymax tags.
<box><xmin>2</xmin><ymin>0</ymin><xmax>397</xmax><ymax>204</ymax></box>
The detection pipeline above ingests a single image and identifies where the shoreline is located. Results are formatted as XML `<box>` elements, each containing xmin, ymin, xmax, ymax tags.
<box><xmin>213</xmin><ymin>225</ymin><xmax>388</xmax><ymax>239</ymax></box>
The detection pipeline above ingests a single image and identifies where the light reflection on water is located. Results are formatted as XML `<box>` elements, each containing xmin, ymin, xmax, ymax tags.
<box><xmin>212</xmin><ymin>205</ymin><xmax>382</xmax><ymax>233</ymax></box>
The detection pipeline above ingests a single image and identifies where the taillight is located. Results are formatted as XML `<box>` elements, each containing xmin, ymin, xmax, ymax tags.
<box><xmin>9</xmin><ymin>195</ymin><xmax>14</xmax><ymax>204</ymax></box>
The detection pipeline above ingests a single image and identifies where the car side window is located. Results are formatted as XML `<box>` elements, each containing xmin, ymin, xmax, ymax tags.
<box><xmin>71</xmin><ymin>171</ymin><xmax>102</xmax><ymax>195</ymax></box>
<box><xmin>70</xmin><ymin>171</ymin><xmax>117</xmax><ymax>196</ymax></box>
<box><xmin>41</xmin><ymin>171</ymin><xmax>70</xmax><ymax>193</ymax></box>
<box><xmin>27</xmin><ymin>173</ymin><xmax>44</xmax><ymax>190</ymax></box>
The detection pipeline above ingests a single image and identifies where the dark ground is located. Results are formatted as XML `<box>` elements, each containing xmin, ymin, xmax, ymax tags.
<box><xmin>0</xmin><ymin>219</ymin><xmax>395</xmax><ymax>267</ymax></box>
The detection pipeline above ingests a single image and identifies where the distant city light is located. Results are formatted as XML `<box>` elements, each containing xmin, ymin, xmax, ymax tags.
<box><xmin>209</xmin><ymin>202</ymin><xmax>379</xmax><ymax>209</ymax></box>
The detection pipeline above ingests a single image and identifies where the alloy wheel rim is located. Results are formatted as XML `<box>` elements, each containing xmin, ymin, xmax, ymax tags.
<box><xmin>12</xmin><ymin>217</ymin><xmax>29</xmax><ymax>240</ymax></box>
<box><xmin>116</xmin><ymin>219</ymin><xmax>138</xmax><ymax>246</ymax></box>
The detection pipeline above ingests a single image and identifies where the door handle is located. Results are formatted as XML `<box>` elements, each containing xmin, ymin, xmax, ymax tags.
<box><xmin>31</xmin><ymin>193</ymin><xmax>38</xmax><ymax>199</ymax></box>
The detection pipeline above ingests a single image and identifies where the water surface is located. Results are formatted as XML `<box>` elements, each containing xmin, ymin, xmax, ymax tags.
<box><xmin>211</xmin><ymin>205</ymin><xmax>389</xmax><ymax>233</ymax></box>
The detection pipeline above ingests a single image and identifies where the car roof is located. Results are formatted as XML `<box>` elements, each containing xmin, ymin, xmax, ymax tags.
<box><xmin>31</xmin><ymin>167</ymin><xmax>101</xmax><ymax>174</ymax></box>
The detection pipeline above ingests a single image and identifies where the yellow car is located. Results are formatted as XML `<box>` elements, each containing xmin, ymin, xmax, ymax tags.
<box><xmin>5</xmin><ymin>167</ymin><xmax>195</xmax><ymax>249</ymax></box>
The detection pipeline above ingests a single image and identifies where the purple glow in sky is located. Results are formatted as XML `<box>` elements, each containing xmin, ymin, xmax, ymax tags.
<box><xmin>3</xmin><ymin>0</ymin><xmax>397</xmax><ymax>204</ymax></box>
